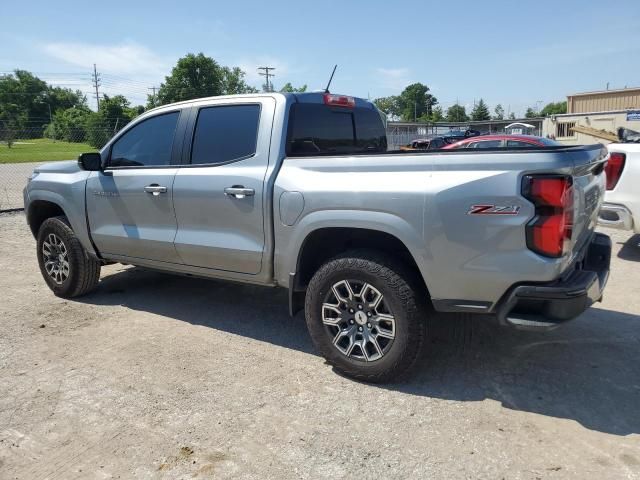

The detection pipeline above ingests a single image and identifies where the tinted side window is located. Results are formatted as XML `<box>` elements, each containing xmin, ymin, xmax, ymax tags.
<box><xmin>191</xmin><ymin>105</ymin><xmax>260</xmax><ymax>165</ymax></box>
<box><xmin>110</xmin><ymin>112</ymin><xmax>179</xmax><ymax>167</ymax></box>
<box><xmin>468</xmin><ymin>140</ymin><xmax>503</xmax><ymax>149</ymax></box>
<box><xmin>287</xmin><ymin>104</ymin><xmax>386</xmax><ymax>156</ymax></box>
<box><xmin>506</xmin><ymin>140</ymin><xmax>537</xmax><ymax>148</ymax></box>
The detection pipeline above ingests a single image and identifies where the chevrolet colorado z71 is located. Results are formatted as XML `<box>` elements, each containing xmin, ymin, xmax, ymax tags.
<box><xmin>24</xmin><ymin>92</ymin><xmax>611</xmax><ymax>382</ymax></box>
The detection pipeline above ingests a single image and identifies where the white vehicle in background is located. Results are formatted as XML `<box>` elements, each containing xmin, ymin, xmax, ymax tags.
<box><xmin>598</xmin><ymin>129</ymin><xmax>640</xmax><ymax>233</ymax></box>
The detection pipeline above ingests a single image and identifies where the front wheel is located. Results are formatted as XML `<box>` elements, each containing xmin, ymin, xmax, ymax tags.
<box><xmin>37</xmin><ymin>216</ymin><xmax>101</xmax><ymax>298</ymax></box>
<box><xmin>305</xmin><ymin>251</ymin><xmax>427</xmax><ymax>383</ymax></box>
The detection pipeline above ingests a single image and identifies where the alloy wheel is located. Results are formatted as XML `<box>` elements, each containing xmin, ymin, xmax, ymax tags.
<box><xmin>42</xmin><ymin>233</ymin><xmax>70</xmax><ymax>285</ymax></box>
<box><xmin>322</xmin><ymin>279</ymin><xmax>396</xmax><ymax>361</ymax></box>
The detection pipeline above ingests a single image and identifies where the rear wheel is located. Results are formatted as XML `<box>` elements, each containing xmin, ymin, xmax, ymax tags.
<box><xmin>305</xmin><ymin>251</ymin><xmax>427</xmax><ymax>383</ymax></box>
<box><xmin>37</xmin><ymin>217</ymin><xmax>101</xmax><ymax>298</ymax></box>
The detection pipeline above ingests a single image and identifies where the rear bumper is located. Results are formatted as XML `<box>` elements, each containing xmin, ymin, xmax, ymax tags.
<box><xmin>495</xmin><ymin>233</ymin><xmax>611</xmax><ymax>330</ymax></box>
<box><xmin>598</xmin><ymin>203</ymin><xmax>634</xmax><ymax>231</ymax></box>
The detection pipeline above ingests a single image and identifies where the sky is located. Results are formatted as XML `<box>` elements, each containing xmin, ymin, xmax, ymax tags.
<box><xmin>2</xmin><ymin>0</ymin><xmax>639</xmax><ymax>116</ymax></box>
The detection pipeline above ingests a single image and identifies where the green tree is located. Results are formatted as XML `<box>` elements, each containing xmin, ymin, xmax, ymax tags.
<box><xmin>374</xmin><ymin>84</ymin><xmax>437</xmax><ymax>122</ymax></box>
<box><xmin>0</xmin><ymin>103</ymin><xmax>22</xmax><ymax>148</ymax></box>
<box><xmin>398</xmin><ymin>83</ymin><xmax>438</xmax><ymax>121</ymax></box>
<box><xmin>525</xmin><ymin>107</ymin><xmax>538</xmax><ymax>118</ymax></box>
<box><xmin>152</xmin><ymin>53</ymin><xmax>257</xmax><ymax>107</ymax></box>
<box><xmin>155</xmin><ymin>53</ymin><xmax>224</xmax><ymax>105</ymax></box>
<box><xmin>446</xmin><ymin>104</ymin><xmax>469</xmax><ymax>122</ymax></box>
<box><xmin>373</xmin><ymin>96</ymin><xmax>401</xmax><ymax>119</ymax></box>
<box><xmin>539</xmin><ymin>101</ymin><xmax>567</xmax><ymax>116</ymax></box>
<box><xmin>44</xmin><ymin>106</ymin><xmax>92</xmax><ymax>142</ymax></box>
<box><xmin>493</xmin><ymin>104</ymin><xmax>504</xmax><ymax>120</ymax></box>
<box><xmin>222</xmin><ymin>67</ymin><xmax>259</xmax><ymax>95</ymax></box>
<box><xmin>470</xmin><ymin>98</ymin><xmax>491</xmax><ymax>121</ymax></box>
<box><xmin>508</xmin><ymin>112</ymin><xmax>516</xmax><ymax>120</ymax></box>
<box><xmin>430</xmin><ymin>105</ymin><xmax>444</xmax><ymax>122</ymax></box>
<box><xmin>279</xmin><ymin>82</ymin><xmax>307</xmax><ymax>93</ymax></box>
<box><xmin>47</xmin><ymin>87</ymin><xmax>87</xmax><ymax>113</ymax></box>
<box><xmin>0</xmin><ymin>70</ymin><xmax>48</xmax><ymax>135</ymax></box>
<box><xmin>86</xmin><ymin>95</ymin><xmax>137</xmax><ymax>148</ymax></box>
<box><xmin>0</xmin><ymin>70</ymin><xmax>86</xmax><ymax>139</ymax></box>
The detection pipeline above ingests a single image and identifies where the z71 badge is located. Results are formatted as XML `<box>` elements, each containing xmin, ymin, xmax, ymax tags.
<box><xmin>467</xmin><ymin>204</ymin><xmax>520</xmax><ymax>215</ymax></box>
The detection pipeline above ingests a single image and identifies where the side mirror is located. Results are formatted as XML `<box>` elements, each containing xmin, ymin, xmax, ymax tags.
<box><xmin>78</xmin><ymin>152</ymin><xmax>103</xmax><ymax>171</ymax></box>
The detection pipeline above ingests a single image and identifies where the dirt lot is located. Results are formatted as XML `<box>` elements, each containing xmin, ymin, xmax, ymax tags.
<box><xmin>0</xmin><ymin>211</ymin><xmax>639</xmax><ymax>479</ymax></box>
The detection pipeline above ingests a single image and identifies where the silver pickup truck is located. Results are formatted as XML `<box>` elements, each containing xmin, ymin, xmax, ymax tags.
<box><xmin>24</xmin><ymin>92</ymin><xmax>611</xmax><ymax>382</ymax></box>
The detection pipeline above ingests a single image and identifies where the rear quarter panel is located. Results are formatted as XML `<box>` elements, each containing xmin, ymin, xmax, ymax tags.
<box><xmin>274</xmin><ymin>147</ymin><xmax>604</xmax><ymax>309</ymax></box>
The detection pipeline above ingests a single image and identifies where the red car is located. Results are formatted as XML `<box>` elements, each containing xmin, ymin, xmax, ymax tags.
<box><xmin>441</xmin><ymin>134</ymin><xmax>560</xmax><ymax>149</ymax></box>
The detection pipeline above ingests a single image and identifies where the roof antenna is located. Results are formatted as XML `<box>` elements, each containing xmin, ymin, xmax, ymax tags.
<box><xmin>324</xmin><ymin>65</ymin><xmax>337</xmax><ymax>93</ymax></box>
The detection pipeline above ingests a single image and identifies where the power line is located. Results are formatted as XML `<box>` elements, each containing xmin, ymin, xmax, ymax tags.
<box><xmin>258</xmin><ymin>66</ymin><xmax>275</xmax><ymax>92</ymax></box>
<box><xmin>101</xmin><ymin>73</ymin><xmax>155</xmax><ymax>87</ymax></box>
<box><xmin>0</xmin><ymin>71</ymin><xmax>89</xmax><ymax>76</ymax></box>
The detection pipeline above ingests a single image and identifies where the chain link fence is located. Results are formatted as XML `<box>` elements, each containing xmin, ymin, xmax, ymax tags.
<box><xmin>0</xmin><ymin>161</ymin><xmax>38</xmax><ymax>211</ymax></box>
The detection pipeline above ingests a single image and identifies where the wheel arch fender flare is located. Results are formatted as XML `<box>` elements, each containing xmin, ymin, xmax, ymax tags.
<box><xmin>283</xmin><ymin>209</ymin><xmax>433</xmax><ymax>315</ymax></box>
<box><xmin>26</xmin><ymin>189</ymin><xmax>97</xmax><ymax>257</ymax></box>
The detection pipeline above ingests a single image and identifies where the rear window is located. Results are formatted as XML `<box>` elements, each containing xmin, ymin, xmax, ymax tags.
<box><xmin>286</xmin><ymin>103</ymin><xmax>387</xmax><ymax>156</ymax></box>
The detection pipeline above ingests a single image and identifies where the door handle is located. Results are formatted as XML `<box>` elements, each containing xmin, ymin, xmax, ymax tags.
<box><xmin>224</xmin><ymin>186</ymin><xmax>255</xmax><ymax>199</ymax></box>
<box><xmin>144</xmin><ymin>184</ymin><xmax>168</xmax><ymax>196</ymax></box>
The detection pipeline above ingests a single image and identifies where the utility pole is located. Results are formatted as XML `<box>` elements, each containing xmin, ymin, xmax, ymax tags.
<box><xmin>258</xmin><ymin>66</ymin><xmax>275</xmax><ymax>92</ymax></box>
<box><xmin>148</xmin><ymin>86</ymin><xmax>159</xmax><ymax>106</ymax></box>
<box><xmin>92</xmin><ymin>64</ymin><xmax>101</xmax><ymax>110</ymax></box>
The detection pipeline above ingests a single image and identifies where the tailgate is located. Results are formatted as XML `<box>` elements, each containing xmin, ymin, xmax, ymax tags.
<box><xmin>569</xmin><ymin>145</ymin><xmax>608</xmax><ymax>257</ymax></box>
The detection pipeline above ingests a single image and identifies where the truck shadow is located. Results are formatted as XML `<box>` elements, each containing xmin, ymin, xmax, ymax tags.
<box><xmin>617</xmin><ymin>234</ymin><xmax>640</xmax><ymax>262</ymax></box>
<box><xmin>399</xmin><ymin>310</ymin><xmax>640</xmax><ymax>437</ymax></box>
<box><xmin>82</xmin><ymin>266</ymin><xmax>640</xmax><ymax>437</ymax></box>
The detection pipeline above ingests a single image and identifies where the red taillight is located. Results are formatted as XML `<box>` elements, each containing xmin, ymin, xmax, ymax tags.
<box><xmin>604</xmin><ymin>152</ymin><xmax>625</xmax><ymax>190</ymax></box>
<box><xmin>323</xmin><ymin>93</ymin><xmax>355</xmax><ymax>108</ymax></box>
<box><xmin>523</xmin><ymin>175</ymin><xmax>573</xmax><ymax>257</ymax></box>
<box><xmin>527</xmin><ymin>177</ymin><xmax>568</xmax><ymax>207</ymax></box>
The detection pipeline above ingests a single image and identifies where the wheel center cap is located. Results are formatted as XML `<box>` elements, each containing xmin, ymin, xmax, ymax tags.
<box><xmin>355</xmin><ymin>311</ymin><xmax>367</xmax><ymax>325</ymax></box>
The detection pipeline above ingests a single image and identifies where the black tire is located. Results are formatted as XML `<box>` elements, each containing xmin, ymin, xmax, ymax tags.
<box><xmin>305</xmin><ymin>250</ymin><xmax>427</xmax><ymax>383</ymax></box>
<box><xmin>36</xmin><ymin>216</ymin><xmax>101</xmax><ymax>298</ymax></box>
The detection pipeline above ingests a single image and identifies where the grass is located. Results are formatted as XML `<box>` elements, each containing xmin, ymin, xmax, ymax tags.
<box><xmin>0</xmin><ymin>138</ymin><xmax>97</xmax><ymax>164</ymax></box>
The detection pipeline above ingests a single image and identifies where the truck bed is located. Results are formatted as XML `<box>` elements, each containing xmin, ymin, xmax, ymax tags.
<box><xmin>274</xmin><ymin>143</ymin><xmax>607</xmax><ymax>312</ymax></box>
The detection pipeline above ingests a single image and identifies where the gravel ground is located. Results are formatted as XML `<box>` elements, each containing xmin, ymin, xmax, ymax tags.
<box><xmin>1</xmin><ymin>211</ymin><xmax>639</xmax><ymax>479</ymax></box>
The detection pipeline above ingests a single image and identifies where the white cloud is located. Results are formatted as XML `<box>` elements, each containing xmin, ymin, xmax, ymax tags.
<box><xmin>43</xmin><ymin>41</ymin><xmax>170</xmax><ymax>79</ymax></box>
<box><xmin>375</xmin><ymin>67</ymin><xmax>413</xmax><ymax>91</ymax></box>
